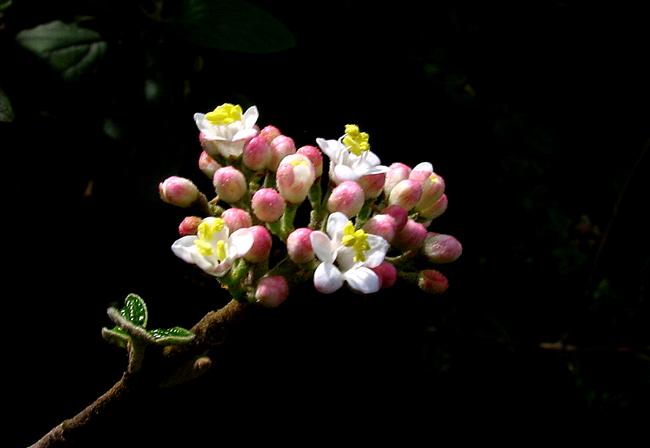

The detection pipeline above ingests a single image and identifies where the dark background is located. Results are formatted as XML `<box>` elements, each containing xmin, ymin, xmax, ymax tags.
<box><xmin>3</xmin><ymin>0</ymin><xmax>649</xmax><ymax>445</ymax></box>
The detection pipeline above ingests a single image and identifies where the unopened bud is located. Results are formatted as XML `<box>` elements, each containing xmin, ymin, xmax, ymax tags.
<box><xmin>358</xmin><ymin>172</ymin><xmax>386</xmax><ymax>199</ymax></box>
<box><xmin>221</xmin><ymin>207</ymin><xmax>252</xmax><ymax>232</ymax></box>
<box><xmin>178</xmin><ymin>216</ymin><xmax>202</xmax><ymax>236</ymax></box>
<box><xmin>159</xmin><ymin>176</ymin><xmax>200</xmax><ymax>208</ymax></box>
<box><xmin>388</xmin><ymin>179</ymin><xmax>422</xmax><ymax>211</ymax></box>
<box><xmin>287</xmin><ymin>228</ymin><xmax>315</xmax><ymax>264</ymax></box>
<box><xmin>276</xmin><ymin>154</ymin><xmax>316</xmax><ymax>204</ymax></box>
<box><xmin>422</xmin><ymin>233</ymin><xmax>462</xmax><ymax>264</ymax></box>
<box><xmin>415</xmin><ymin>173</ymin><xmax>445</xmax><ymax>212</ymax></box>
<box><xmin>382</xmin><ymin>205</ymin><xmax>408</xmax><ymax>232</ymax></box>
<box><xmin>297</xmin><ymin>145</ymin><xmax>324</xmax><ymax>178</ymax></box>
<box><xmin>213</xmin><ymin>166</ymin><xmax>247</xmax><ymax>203</ymax></box>
<box><xmin>408</xmin><ymin>162</ymin><xmax>434</xmax><ymax>183</ymax></box>
<box><xmin>363</xmin><ymin>214</ymin><xmax>397</xmax><ymax>243</ymax></box>
<box><xmin>268</xmin><ymin>135</ymin><xmax>296</xmax><ymax>171</ymax></box>
<box><xmin>418</xmin><ymin>194</ymin><xmax>448</xmax><ymax>220</ymax></box>
<box><xmin>255</xmin><ymin>276</ymin><xmax>289</xmax><ymax>308</ymax></box>
<box><xmin>242</xmin><ymin>136</ymin><xmax>271</xmax><ymax>171</ymax></box>
<box><xmin>251</xmin><ymin>188</ymin><xmax>286</xmax><ymax>223</ymax></box>
<box><xmin>198</xmin><ymin>151</ymin><xmax>221</xmax><ymax>180</ymax></box>
<box><xmin>391</xmin><ymin>219</ymin><xmax>427</xmax><ymax>252</ymax></box>
<box><xmin>383</xmin><ymin>162</ymin><xmax>412</xmax><ymax>195</ymax></box>
<box><xmin>199</xmin><ymin>131</ymin><xmax>221</xmax><ymax>160</ymax></box>
<box><xmin>259</xmin><ymin>125</ymin><xmax>282</xmax><ymax>143</ymax></box>
<box><xmin>371</xmin><ymin>261</ymin><xmax>397</xmax><ymax>289</ymax></box>
<box><xmin>327</xmin><ymin>180</ymin><xmax>365</xmax><ymax>218</ymax></box>
<box><xmin>418</xmin><ymin>270</ymin><xmax>449</xmax><ymax>294</ymax></box>
<box><xmin>244</xmin><ymin>225</ymin><xmax>273</xmax><ymax>263</ymax></box>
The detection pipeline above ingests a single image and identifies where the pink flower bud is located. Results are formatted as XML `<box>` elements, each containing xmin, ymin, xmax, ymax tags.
<box><xmin>199</xmin><ymin>131</ymin><xmax>221</xmax><ymax>160</ymax></box>
<box><xmin>198</xmin><ymin>151</ymin><xmax>221</xmax><ymax>180</ymax></box>
<box><xmin>159</xmin><ymin>176</ymin><xmax>200</xmax><ymax>208</ymax></box>
<box><xmin>259</xmin><ymin>125</ymin><xmax>282</xmax><ymax>143</ymax></box>
<box><xmin>382</xmin><ymin>205</ymin><xmax>408</xmax><ymax>232</ymax></box>
<box><xmin>388</xmin><ymin>179</ymin><xmax>422</xmax><ymax>211</ymax></box>
<box><xmin>276</xmin><ymin>154</ymin><xmax>316</xmax><ymax>204</ymax></box>
<box><xmin>255</xmin><ymin>276</ymin><xmax>290</xmax><ymax>308</ymax></box>
<box><xmin>297</xmin><ymin>145</ymin><xmax>324</xmax><ymax>178</ymax></box>
<box><xmin>358</xmin><ymin>172</ymin><xmax>386</xmax><ymax>199</ymax></box>
<box><xmin>391</xmin><ymin>219</ymin><xmax>427</xmax><ymax>252</ymax></box>
<box><xmin>244</xmin><ymin>225</ymin><xmax>273</xmax><ymax>263</ymax></box>
<box><xmin>251</xmin><ymin>188</ymin><xmax>286</xmax><ymax>222</ymax></box>
<box><xmin>178</xmin><ymin>216</ymin><xmax>202</xmax><ymax>236</ymax></box>
<box><xmin>213</xmin><ymin>166</ymin><xmax>247</xmax><ymax>203</ymax></box>
<box><xmin>221</xmin><ymin>207</ymin><xmax>252</xmax><ymax>232</ymax></box>
<box><xmin>242</xmin><ymin>136</ymin><xmax>271</xmax><ymax>171</ymax></box>
<box><xmin>418</xmin><ymin>270</ymin><xmax>449</xmax><ymax>294</ymax></box>
<box><xmin>371</xmin><ymin>261</ymin><xmax>397</xmax><ymax>289</ymax></box>
<box><xmin>327</xmin><ymin>180</ymin><xmax>365</xmax><ymax>218</ymax></box>
<box><xmin>422</xmin><ymin>233</ymin><xmax>462</xmax><ymax>264</ymax></box>
<box><xmin>267</xmin><ymin>135</ymin><xmax>296</xmax><ymax>171</ymax></box>
<box><xmin>418</xmin><ymin>194</ymin><xmax>448</xmax><ymax>220</ymax></box>
<box><xmin>363</xmin><ymin>214</ymin><xmax>397</xmax><ymax>243</ymax></box>
<box><xmin>287</xmin><ymin>228</ymin><xmax>315</xmax><ymax>264</ymax></box>
<box><xmin>383</xmin><ymin>162</ymin><xmax>412</xmax><ymax>195</ymax></box>
<box><xmin>409</xmin><ymin>162</ymin><xmax>434</xmax><ymax>183</ymax></box>
<box><xmin>415</xmin><ymin>173</ymin><xmax>445</xmax><ymax>212</ymax></box>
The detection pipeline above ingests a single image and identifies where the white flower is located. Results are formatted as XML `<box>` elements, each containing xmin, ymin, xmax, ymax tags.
<box><xmin>309</xmin><ymin>212</ymin><xmax>389</xmax><ymax>294</ymax></box>
<box><xmin>171</xmin><ymin>217</ymin><xmax>254</xmax><ymax>277</ymax></box>
<box><xmin>316</xmin><ymin>125</ymin><xmax>388</xmax><ymax>185</ymax></box>
<box><xmin>194</xmin><ymin>103</ymin><xmax>259</xmax><ymax>159</ymax></box>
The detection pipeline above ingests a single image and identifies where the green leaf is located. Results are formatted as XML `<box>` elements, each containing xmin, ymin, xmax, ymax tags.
<box><xmin>0</xmin><ymin>86</ymin><xmax>14</xmax><ymax>123</ymax></box>
<box><xmin>172</xmin><ymin>0</ymin><xmax>295</xmax><ymax>53</ymax></box>
<box><xmin>119</xmin><ymin>294</ymin><xmax>149</xmax><ymax>328</ymax></box>
<box><xmin>102</xmin><ymin>326</ymin><xmax>130</xmax><ymax>349</ymax></box>
<box><xmin>148</xmin><ymin>326</ymin><xmax>195</xmax><ymax>345</ymax></box>
<box><xmin>15</xmin><ymin>20</ymin><xmax>107</xmax><ymax>82</ymax></box>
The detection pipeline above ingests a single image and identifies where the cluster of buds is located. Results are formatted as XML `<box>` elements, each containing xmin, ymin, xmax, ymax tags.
<box><xmin>159</xmin><ymin>103</ymin><xmax>462</xmax><ymax>308</ymax></box>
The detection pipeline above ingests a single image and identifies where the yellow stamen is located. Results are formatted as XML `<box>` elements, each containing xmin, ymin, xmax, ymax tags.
<box><xmin>429</xmin><ymin>173</ymin><xmax>439</xmax><ymax>183</ymax></box>
<box><xmin>341</xmin><ymin>221</ymin><xmax>370</xmax><ymax>263</ymax></box>
<box><xmin>194</xmin><ymin>239</ymin><xmax>214</xmax><ymax>256</ymax></box>
<box><xmin>343</xmin><ymin>124</ymin><xmax>370</xmax><ymax>156</ymax></box>
<box><xmin>197</xmin><ymin>218</ymin><xmax>225</xmax><ymax>241</ymax></box>
<box><xmin>205</xmin><ymin>103</ymin><xmax>243</xmax><ymax>126</ymax></box>
<box><xmin>216</xmin><ymin>240</ymin><xmax>227</xmax><ymax>262</ymax></box>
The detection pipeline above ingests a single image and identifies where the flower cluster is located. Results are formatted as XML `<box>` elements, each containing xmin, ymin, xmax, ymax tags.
<box><xmin>159</xmin><ymin>103</ymin><xmax>462</xmax><ymax>307</ymax></box>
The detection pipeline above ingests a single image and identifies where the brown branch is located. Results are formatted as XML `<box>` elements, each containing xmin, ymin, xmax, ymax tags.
<box><xmin>29</xmin><ymin>299</ymin><xmax>251</xmax><ymax>448</ymax></box>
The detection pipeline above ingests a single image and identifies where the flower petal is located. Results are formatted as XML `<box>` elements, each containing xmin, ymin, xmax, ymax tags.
<box><xmin>242</xmin><ymin>105</ymin><xmax>259</xmax><ymax>128</ymax></box>
<box><xmin>333</xmin><ymin>163</ymin><xmax>359</xmax><ymax>183</ymax></box>
<box><xmin>313</xmin><ymin>262</ymin><xmax>344</xmax><ymax>294</ymax></box>
<box><xmin>171</xmin><ymin>236</ymin><xmax>199</xmax><ymax>264</ymax></box>
<box><xmin>363</xmin><ymin>234</ymin><xmax>390</xmax><ymax>268</ymax></box>
<box><xmin>310</xmin><ymin>231</ymin><xmax>335</xmax><ymax>263</ymax></box>
<box><xmin>343</xmin><ymin>267</ymin><xmax>380</xmax><ymax>294</ymax></box>
<box><xmin>326</xmin><ymin>212</ymin><xmax>350</xmax><ymax>241</ymax></box>
<box><xmin>228</xmin><ymin>228</ymin><xmax>255</xmax><ymax>258</ymax></box>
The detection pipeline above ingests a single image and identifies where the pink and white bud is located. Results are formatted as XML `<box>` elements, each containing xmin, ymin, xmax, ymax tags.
<box><xmin>198</xmin><ymin>151</ymin><xmax>221</xmax><ymax>180</ymax></box>
<box><xmin>244</xmin><ymin>225</ymin><xmax>273</xmax><ymax>263</ymax></box>
<box><xmin>418</xmin><ymin>270</ymin><xmax>449</xmax><ymax>294</ymax></box>
<box><xmin>259</xmin><ymin>125</ymin><xmax>282</xmax><ymax>143</ymax></box>
<box><xmin>371</xmin><ymin>261</ymin><xmax>398</xmax><ymax>289</ymax></box>
<box><xmin>287</xmin><ymin>227</ymin><xmax>315</xmax><ymax>264</ymax></box>
<box><xmin>221</xmin><ymin>207</ymin><xmax>252</xmax><ymax>232</ymax></box>
<box><xmin>267</xmin><ymin>135</ymin><xmax>296</xmax><ymax>171</ymax></box>
<box><xmin>363</xmin><ymin>214</ymin><xmax>397</xmax><ymax>243</ymax></box>
<box><xmin>159</xmin><ymin>176</ymin><xmax>200</xmax><ymax>208</ymax></box>
<box><xmin>391</xmin><ymin>219</ymin><xmax>427</xmax><ymax>252</ymax></box>
<box><xmin>242</xmin><ymin>136</ymin><xmax>271</xmax><ymax>171</ymax></box>
<box><xmin>255</xmin><ymin>276</ymin><xmax>290</xmax><ymax>308</ymax></box>
<box><xmin>383</xmin><ymin>162</ymin><xmax>412</xmax><ymax>195</ymax></box>
<box><xmin>178</xmin><ymin>216</ymin><xmax>202</xmax><ymax>236</ymax></box>
<box><xmin>418</xmin><ymin>194</ymin><xmax>448</xmax><ymax>220</ymax></box>
<box><xmin>213</xmin><ymin>166</ymin><xmax>247</xmax><ymax>203</ymax></box>
<box><xmin>382</xmin><ymin>205</ymin><xmax>408</xmax><ymax>232</ymax></box>
<box><xmin>358</xmin><ymin>172</ymin><xmax>386</xmax><ymax>199</ymax></box>
<box><xmin>199</xmin><ymin>132</ymin><xmax>221</xmax><ymax>160</ymax></box>
<box><xmin>422</xmin><ymin>233</ymin><xmax>462</xmax><ymax>264</ymax></box>
<box><xmin>415</xmin><ymin>173</ymin><xmax>445</xmax><ymax>212</ymax></box>
<box><xmin>409</xmin><ymin>162</ymin><xmax>434</xmax><ymax>183</ymax></box>
<box><xmin>327</xmin><ymin>180</ymin><xmax>365</xmax><ymax>218</ymax></box>
<box><xmin>251</xmin><ymin>188</ymin><xmax>286</xmax><ymax>223</ymax></box>
<box><xmin>276</xmin><ymin>154</ymin><xmax>316</xmax><ymax>204</ymax></box>
<box><xmin>297</xmin><ymin>145</ymin><xmax>324</xmax><ymax>178</ymax></box>
<box><xmin>388</xmin><ymin>179</ymin><xmax>422</xmax><ymax>211</ymax></box>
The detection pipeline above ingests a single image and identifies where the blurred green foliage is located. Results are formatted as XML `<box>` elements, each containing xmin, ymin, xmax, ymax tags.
<box><xmin>2</xmin><ymin>0</ymin><xmax>649</xmax><ymax>443</ymax></box>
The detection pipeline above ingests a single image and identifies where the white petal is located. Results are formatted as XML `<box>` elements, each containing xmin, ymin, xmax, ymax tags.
<box><xmin>228</xmin><ymin>228</ymin><xmax>254</xmax><ymax>258</ymax></box>
<box><xmin>242</xmin><ymin>105</ymin><xmax>259</xmax><ymax>128</ymax></box>
<box><xmin>171</xmin><ymin>236</ymin><xmax>199</xmax><ymax>264</ymax></box>
<box><xmin>343</xmin><ymin>267</ymin><xmax>380</xmax><ymax>294</ymax></box>
<box><xmin>363</xmin><ymin>151</ymin><xmax>383</xmax><ymax>167</ymax></box>
<box><xmin>213</xmin><ymin>259</ymin><xmax>233</xmax><ymax>277</ymax></box>
<box><xmin>413</xmin><ymin>162</ymin><xmax>434</xmax><ymax>174</ymax></box>
<box><xmin>333</xmin><ymin>163</ymin><xmax>359</xmax><ymax>183</ymax></box>
<box><xmin>363</xmin><ymin>164</ymin><xmax>389</xmax><ymax>175</ymax></box>
<box><xmin>313</xmin><ymin>262</ymin><xmax>344</xmax><ymax>294</ymax></box>
<box><xmin>317</xmin><ymin>138</ymin><xmax>342</xmax><ymax>160</ymax></box>
<box><xmin>326</xmin><ymin>212</ymin><xmax>350</xmax><ymax>241</ymax></box>
<box><xmin>232</xmin><ymin>128</ymin><xmax>259</xmax><ymax>142</ymax></box>
<box><xmin>310</xmin><ymin>231</ymin><xmax>335</xmax><ymax>263</ymax></box>
<box><xmin>362</xmin><ymin>234</ymin><xmax>389</xmax><ymax>268</ymax></box>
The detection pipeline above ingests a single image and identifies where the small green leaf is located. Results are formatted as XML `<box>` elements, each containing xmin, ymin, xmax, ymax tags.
<box><xmin>172</xmin><ymin>0</ymin><xmax>295</xmax><ymax>53</ymax></box>
<box><xmin>119</xmin><ymin>294</ymin><xmax>148</xmax><ymax>328</ymax></box>
<box><xmin>149</xmin><ymin>326</ymin><xmax>195</xmax><ymax>345</ymax></box>
<box><xmin>102</xmin><ymin>326</ymin><xmax>130</xmax><ymax>349</ymax></box>
<box><xmin>15</xmin><ymin>20</ymin><xmax>107</xmax><ymax>82</ymax></box>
